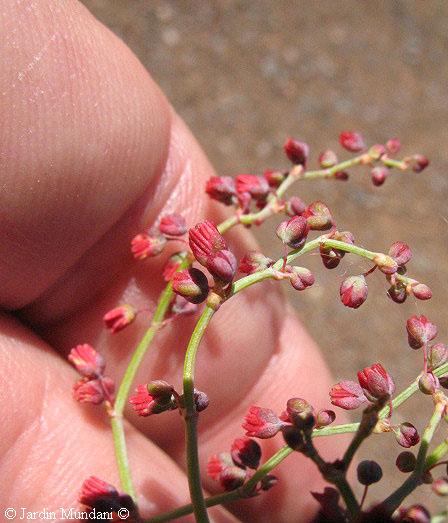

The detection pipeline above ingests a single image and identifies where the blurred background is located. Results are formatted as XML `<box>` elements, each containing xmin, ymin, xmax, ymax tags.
<box><xmin>82</xmin><ymin>0</ymin><xmax>447</xmax><ymax>515</ymax></box>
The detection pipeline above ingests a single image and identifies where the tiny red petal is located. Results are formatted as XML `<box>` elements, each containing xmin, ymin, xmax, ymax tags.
<box><xmin>339</xmin><ymin>131</ymin><xmax>365</xmax><ymax>152</ymax></box>
<box><xmin>68</xmin><ymin>344</ymin><xmax>105</xmax><ymax>378</ymax></box>
<box><xmin>283</xmin><ymin>138</ymin><xmax>310</xmax><ymax>166</ymax></box>
<box><xmin>330</xmin><ymin>380</ymin><xmax>367</xmax><ymax>410</ymax></box>
<box><xmin>79</xmin><ymin>476</ymin><xmax>118</xmax><ymax>506</ymax></box>
<box><xmin>242</xmin><ymin>406</ymin><xmax>283</xmax><ymax>439</ymax></box>
<box><xmin>205</xmin><ymin>176</ymin><xmax>236</xmax><ymax>205</ymax></box>
<box><xmin>131</xmin><ymin>233</ymin><xmax>166</xmax><ymax>259</ymax></box>
<box><xmin>104</xmin><ymin>305</ymin><xmax>136</xmax><ymax>334</ymax></box>
<box><xmin>159</xmin><ymin>214</ymin><xmax>187</xmax><ymax>236</ymax></box>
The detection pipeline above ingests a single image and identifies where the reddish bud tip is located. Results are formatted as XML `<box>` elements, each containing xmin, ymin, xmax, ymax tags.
<box><xmin>386</xmin><ymin>138</ymin><xmax>401</xmax><ymax>154</ymax></box>
<box><xmin>357</xmin><ymin>363</ymin><xmax>395</xmax><ymax>402</ymax></box>
<box><xmin>159</xmin><ymin>214</ymin><xmax>187</xmax><ymax>236</ymax></box>
<box><xmin>263</xmin><ymin>169</ymin><xmax>286</xmax><ymax>188</ymax></box>
<box><xmin>79</xmin><ymin>476</ymin><xmax>118</xmax><ymax>506</ymax></box>
<box><xmin>276</xmin><ymin>215</ymin><xmax>309</xmax><ymax>249</ymax></box>
<box><xmin>340</xmin><ymin>275</ymin><xmax>368</xmax><ymax>309</ymax></box>
<box><xmin>410</xmin><ymin>282</ymin><xmax>432</xmax><ymax>301</ymax></box>
<box><xmin>239</xmin><ymin>251</ymin><xmax>274</xmax><ymax>274</ymax></box>
<box><xmin>131</xmin><ymin>233</ymin><xmax>166</xmax><ymax>259</ymax></box>
<box><xmin>207</xmin><ymin>453</ymin><xmax>234</xmax><ymax>481</ymax></box>
<box><xmin>357</xmin><ymin>460</ymin><xmax>383</xmax><ymax>485</ymax></box>
<box><xmin>418</xmin><ymin>372</ymin><xmax>439</xmax><ymax>395</ymax></box>
<box><xmin>172</xmin><ymin>268</ymin><xmax>209</xmax><ymax>304</ymax></box>
<box><xmin>68</xmin><ymin>344</ymin><xmax>105</xmax><ymax>378</ymax></box>
<box><xmin>395</xmin><ymin>422</ymin><xmax>420</xmax><ymax>448</ymax></box>
<box><xmin>129</xmin><ymin>381</ymin><xmax>175</xmax><ymax>417</ymax></box>
<box><xmin>289</xmin><ymin>266</ymin><xmax>315</xmax><ymax>291</ymax></box>
<box><xmin>205</xmin><ymin>176</ymin><xmax>236</xmax><ymax>205</ymax></box>
<box><xmin>242</xmin><ymin>406</ymin><xmax>283</xmax><ymax>439</ymax></box>
<box><xmin>283</xmin><ymin>138</ymin><xmax>310</xmax><ymax>166</ymax></box>
<box><xmin>103</xmin><ymin>305</ymin><xmax>136</xmax><ymax>334</ymax></box>
<box><xmin>316</xmin><ymin>409</ymin><xmax>336</xmax><ymax>428</ymax></box>
<box><xmin>235</xmin><ymin>174</ymin><xmax>269</xmax><ymax>200</ymax></box>
<box><xmin>231</xmin><ymin>437</ymin><xmax>261</xmax><ymax>469</ymax></box>
<box><xmin>412</xmin><ymin>154</ymin><xmax>429</xmax><ymax>173</ymax></box>
<box><xmin>396</xmin><ymin>451</ymin><xmax>416</xmax><ymax>473</ymax></box>
<box><xmin>406</xmin><ymin>315</ymin><xmax>438</xmax><ymax>350</ymax></box>
<box><xmin>303</xmin><ymin>201</ymin><xmax>333</xmax><ymax>231</ymax></box>
<box><xmin>285</xmin><ymin>196</ymin><xmax>307</xmax><ymax>216</ymax></box>
<box><xmin>428</xmin><ymin>343</ymin><xmax>448</xmax><ymax>371</ymax></box>
<box><xmin>73</xmin><ymin>377</ymin><xmax>115</xmax><ymax>405</ymax></box>
<box><xmin>432</xmin><ymin>477</ymin><xmax>448</xmax><ymax>496</ymax></box>
<box><xmin>318</xmin><ymin>149</ymin><xmax>338</xmax><ymax>168</ymax></box>
<box><xmin>330</xmin><ymin>380</ymin><xmax>367</xmax><ymax>410</ymax></box>
<box><xmin>339</xmin><ymin>131</ymin><xmax>365</xmax><ymax>152</ymax></box>
<box><xmin>388</xmin><ymin>241</ymin><xmax>412</xmax><ymax>266</ymax></box>
<box><xmin>371</xmin><ymin>166</ymin><xmax>390</xmax><ymax>186</ymax></box>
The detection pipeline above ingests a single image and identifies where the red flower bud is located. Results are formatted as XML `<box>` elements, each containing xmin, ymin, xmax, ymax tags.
<box><xmin>395</xmin><ymin>422</ymin><xmax>420</xmax><ymax>448</ymax></box>
<box><xmin>330</xmin><ymin>380</ymin><xmax>367</xmax><ymax>410</ymax></box>
<box><xmin>242</xmin><ymin>406</ymin><xmax>283</xmax><ymax>439</ymax></box>
<box><xmin>205</xmin><ymin>176</ymin><xmax>236</xmax><ymax>205</ymax></box>
<box><xmin>387</xmin><ymin>283</ymin><xmax>407</xmax><ymax>304</ymax></box>
<box><xmin>406</xmin><ymin>315</ymin><xmax>438</xmax><ymax>349</ymax></box>
<box><xmin>339</xmin><ymin>131</ymin><xmax>365</xmax><ymax>152</ymax></box>
<box><xmin>410</xmin><ymin>282</ymin><xmax>432</xmax><ymax>301</ymax></box>
<box><xmin>388</xmin><ymin>241</ymin><xmax>412</xmax><ymax>266</ymax></box>
<box><xmin>386</xmin><ymin>138</ymin><xmax>401</xmax><ymax>154</ymax></box>
<box><xmin>129</xmin><ymin>381</ymin><xmax>176</xmax><ymax>417</ymax></box>
<box><xmin>411</xmin><ymin>154</ymin><xmax>429</xmax><ymax>173</ymax></box>
<box><xmin>303</xmin><ymin>201</ymin><xmax>333</xmax><ymax>231</ymax></box>
<box><xmin>103</xmin><ymin>305</ymin><xmax>136</xmax><ymax>334</ymax></box>
<box><xmin>432</xmin><ymin>477</ymin><xmax>448</xmax><ymax>496</ymax></box>
<box><xmin>283</xmin><ymin>138</ymin><xmax>310</xmax><ymax>166</ymax></box>
<box><xmin>189</xmin><ymin>220</ymin><xmax>227</xmax><ymax>265</ymax></box>
<box><xmin>396</xmin><ymin>451</ymin><xmax>416</xmax><ymax>473</ymax></box>
<box><xmin>418</xmin><ymin>372</ymin><xmax>439</xmax><ymax>395</ymax></box>
<box><xmin>320</xmin><ymin>244</ymin><xmax>343</xmax><ymax>269</ymax></box>
<box><xmin>334</xmin><ymin>171</ymin><xmax>349</xmax><ymax>181</ymax></box>
<box><xmin>239</xmin><ymin>251</ymin><xmax>274</xmax><ymax>274</ymax></box>
<box><xmin>159</xmin><ymin>214</ymin><xmax>187</xmax><ymax>236</ymax></box>
<box><xmin>357</xmin><ymin>363</ymin><xmax>395</xmax><ymax>402</ymax></box>
<box><xmin>289</xmin><ymin>266</ymin><xmax>315</xmax><ymax>291</ymax></box>
<box><xmin>131</xmin><ymin>233</ymin><xmax>167</xmax><ymax>259</ymax></box>
<box><xmin>162</xmin><ymin>252</ymin><xmax>186</xmax><ymax>281</ymax></box>
<box><xmin>428</xmin><ymin>343</ymin><xmax>448</xmax><ymax>371</ymax></box>
<box><xmin>206</xmin><ymin>249</ymin><xmax>237</xmax><ymax>283</ymax></box>
<box><xmin>397</xmin><ymin>505</ymin><xmax>430</xmax><ymax>523</ymax></box>
<box><xmin>219</xmin><ymin>466</ymin><xmax>247</xmax><ymax>491</ymax></box>
<box><xmin>73</xmin><ymin>376</ymin><xmax>115</xmax><ymax>405</ymax></box>
<box><xmin>172</xmin><ymin>268</ymin><xmax>209</xmax><ymax>304</ymax></box>
<box><xmin>368</xmin><ymin>144</ymin><xmax>386</xmax><ymax>160</ymax></box>
<box><xmin>285</xmin><ymin>196</ymin><xmax>307</xmax><ymax>216</ymax></box>
<box><xmin>235</xmin><ymin>174</ymin><xmax>269</xmax><ymax>200</ymax></box>
<box><xmin>318</xmin><ymin>149</ymin><xmax>338</xmax><ymax>168</ymax></box>
<box><xmin>370</xmin><ymin>166</ymin><xmax>389</xmax><ymax>186</ymax></box>
<box><xmin>340</xmin><ymin>275</ymin><xmax>368</xmax><ymax>309</ymax></box>
<box><xmin>316</xmin><ymin>409</ymin><xmax>336</xmax><ymax>428</ymax></box>
<box><xmin>263</xmin><ymin>169</ymin><xmax>286</xmax><ymax>188</ymax></box>
<box><xmin>68</xmin><ymin>344</ymin><xmax>105</xmax><ymax>378</ymax></box>
<box><xmin>79</xmin><ymin>476</ymin><xmax>118</xmax><ymax>506</ymax></box>
<box><xmin>193</xmin><ymin>389</ymin><xmax>209</xmax><ymax>412</ymax></box>
<box><xmin>207</xmin><ymin>453</ymin><xmax>234</xmax><ymax>481</ymax></box>
<box><xmin>276</xmin><ymin>215</ymin><xmax>309</xmax><ymax>249</ymax></box>
<box><xmin>357</xmin><ymin>460</ymin><xmax>383</xmax><ymax>485</ymax></box>
<box><xmin>231</xmin><ymin>437</ymin><xmax>261</xmax><ymax>469</ymax></box>
<box><xmin>373</xmin><ymin>253</ymin><xmax>398</xmax><ymax>274</ymax></box>
<box><xmin>286</xmin><ymin>398</ymin><xmax>316</xmax><ymax>430</ymax></box>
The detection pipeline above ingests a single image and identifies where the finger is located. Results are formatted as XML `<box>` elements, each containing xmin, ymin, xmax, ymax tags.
<box><xmin>0</xmin><ymin>313</ymin><xmax>237</xmax><ymax>522</ymax></box>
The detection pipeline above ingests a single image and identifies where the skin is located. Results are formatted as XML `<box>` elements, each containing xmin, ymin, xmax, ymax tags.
<box><xmin>0</xmin><ymin>1</ymin><xmax>346</xmax><ymax>521</ymax></box>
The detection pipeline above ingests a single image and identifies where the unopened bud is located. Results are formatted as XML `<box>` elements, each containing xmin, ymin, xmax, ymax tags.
<box><xmin>318</xmin><ymin>149</ymin><xmax>338</xmax><ymax>168</ymax></box>
<box><xmin>284</xmin><ymin>138</ymin><xmax>310</xmax><ymax>166</ymax></box>
<box><xmin>276</xmin><ymin>215</ymin><xmax>309</xmax><ymax>249</ymax></box>
<box><xmin>339</xmin><ymin>131</ymin><xmax>365</xmax><ymax>152</ymax></box>
<box><xmin>340</xmin><ymin>275</ymin><xmax>368</xmax><ymax>309</ymax></box>
<box><xmin>418</xmin><ymin>372</ymin><xmax>439</xmax><ymax>395</ymax></box>
<box><xmin>432</xmin><ymin>477</ymin><xmax>448</xmax><ymax>496</ymax></box>
<box><xmin>357</xmin><ymin>460</ymin><xmax>383</xmax><ymax>485</ymax></box>
<box><xmin>173</xmin><ymin>268</ymin><xmax>209</xmax><ymax>304</ymax></box>
<box><xmin>373</xmin><ymin>253</ymin><xmax>398</xmax><ymax>274</ymax></box>
<box><xmin>396</xmin><ymin>451</ymin><xmax>416</xmax><ymax>473</ymax></box>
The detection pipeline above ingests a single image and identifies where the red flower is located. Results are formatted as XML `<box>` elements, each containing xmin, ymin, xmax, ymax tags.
<box><xmin>131</xmin><ymin>233</ymin><xmax>166</xmax><ymax>259</ymax></box>
<box><xmin>339</xmin><ymin>131</ymin><xmax>365</xmax><ymax>152</ymax></box>
<box><xmin>410</xmin><ymin>283</ymin><xmax>432</xmax><ymax>301</ymax></box>
<box><xmin>205</xmin><ymin>249</ymin><xmax>237</xmax><ymax>283</ymax></box>
<box><xmin>73</xmin><ymin>377</ymin><xmax>115</xmax><ymax>405</ymax></box>
<box><xmin>189</xmin><ymin>220</ymin><xmax>227</xmax><ymax>266</ymax></box>
<box><xmin>285</xmin><ymin>196</ymin><xmax>307</xmax><ymax>216</ymax></box>
<box><xmin>340</xmin><ymin>275</ymin><xmax>368</xmax><ymax>309</ymax></box>
<box><xmin>318</xmin><ymin>149</ymin><xmax>338</xmax><ymax>168</ymax></box>
<box><xmin>411</xmin><ymin>154</ymin><xmax>429</xmax><ymax>173</ymax></box>
<box><xmin>129</xmin><ymin>381</ymin><xmax>175</xmax><ymax>417</ymax></box>
<box><xmin>231</xmin><ymin>437</ymin><xmax>261</xmax><ymax>469</ymax></box>
<box><xmin>386</xmin><ymin>138</ymin><xmax>401</xmax><ymax>154</ymax></box>
<box><xmin>263</xmin><ymin>169</ymin><xmax>286</xmax><ymax>188</ymax></box>
<box><xmin>371</xmin><ymin>166</ymin><xmax>390</xmax><ymax>186</ymax></box>
<box><xmin>79</xmin><ymin>476</ymin><xmax>118</xmax><ymax>506</ymax></box>
<box><xmin>159</xmin><ymin>214</ymin><xmax>187</xmax><ymax>236</ymax></box>
<box><xmin>406</xmin><ymin>315</ymin><xmax>438</xmax><ymax>349</ymax></box>
<box><xmin>283</xmin><ymin>138</ymin><xmax>310</xmax><ymax>166</ymax></box>
<box><xmin>68</xmin><ymin>344</ymin><xmax>105</xmax><ymax>378</ymax></box>
<box><xmin>330</xmin><ymin>380</ymin><xmax>367</xmax><ymax>410</ymax></box>
<box><xmin>242</xmin><ymin>406</ymin><xmax>283</xmax><ymax>439</ymax></box>
<box><xmin>104</xmin><ymin>305</ymin><xmax>136</xmax><ymax>334</ymax></box>
<box><xmin>395</xmin><ymin>423</ymin><xmax>420</xmax><ymax>448</ymax></box>
<box><xmin>276</xmin><ymin>215</ymin><xmax>309</xmax><ymax>249</ymax></box>
<box><xmin>239</xmin><ymin>251</ymin><xmax>273</xmax><ymax>274</ymax></box>
<box><xmin>289</xmin><ymin>267</ymin><xmax>315</xmax><ymax>291</ymax></box>
<box><xmin>388</xmin><ymin>241</ymin><xmax>412</xmax><ymax>266</ymax></box>
<box><xmin>235</xmin><ymin>174</ymin><xmax>269</xmax><ymax>200</ymax></box>
<box><xmin>357</xmin><ymin>363</ymin><xmax>395</xmax><ymax>402</ymax></box>
<box><xmin>303</xmin><ymin>201</ymin><xmax>333</xmax><ymax>231</ymax></box>
<box><xmin>207</xmin><ymin>453</ymin><xmax>233</xmax><ymax>481</ymax></box>
<box><xmin>172</xmin><ymin>268</ymin><xmax>209</xmax><ymax>304</ymax></box>
<box><xmin>205</xmin><ymin>176</ymin><xmax>236</xmax><ymax>205</ymax></box>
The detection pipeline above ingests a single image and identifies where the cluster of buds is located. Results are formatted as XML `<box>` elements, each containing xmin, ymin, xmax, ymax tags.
<box><xmin>330</xmin><ymin>363</ymin><xmax>420</xmax><ymax>448</ymax></box>
<box><xmin>79</xmin><ymin>476</ymin><xmax>140</xmax><ymax>522</ymax></box>
<box><xmin>207</xmin><ymin>437</ymin><xmax>277</xmax><ymax>493</ymax></box>
<box><xmin>131</xmin><ymin>213</ymin><xmax>187</xmax><ymax>260</ymax></box>
<box><xmin>129</xmin><ymin>380</ymin><xmax>209</xmax><ymax>417</ymax></box>
<box><xmin>68</xmin><ymin>344</ymin><xmax>115</xmax><ymax>407</ymax></box>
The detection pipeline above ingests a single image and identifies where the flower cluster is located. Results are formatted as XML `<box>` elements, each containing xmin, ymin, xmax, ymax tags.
<box><xmin>68</xmin><ymin>344</ymin><xmax>115</xmax><ymax>406</ymax></box>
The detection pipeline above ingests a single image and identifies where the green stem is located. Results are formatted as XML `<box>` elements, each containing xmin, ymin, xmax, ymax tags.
<box><xmin>426</xmin><ymin>438</ymin><xmax>448</xmax><ymax>470</ymax></box>
<box><xmin>111</xmin><ymin>257</ymin><xmax>191</xmax><ymax>499</ymax></box>
<box><xmin>183</xmin><ymin>305</ymin><xmax>216</xmax><ymax>523</ymax></box>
